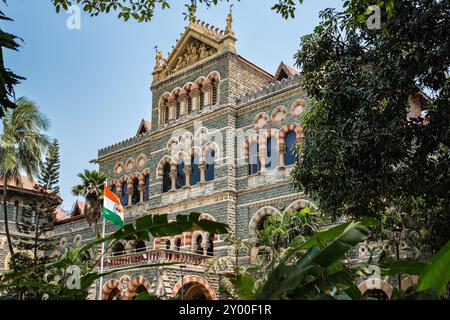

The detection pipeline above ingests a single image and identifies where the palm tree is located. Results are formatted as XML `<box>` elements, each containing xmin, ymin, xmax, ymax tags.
<box><xmin>0</xmin><ymin>97</ymin><xmax>50</xmax><ymax>269</ymax></box>
<box><xmin>72</xmin><ymin>170</ymin><xmax>107</xmax><ymax>238</ymax></box>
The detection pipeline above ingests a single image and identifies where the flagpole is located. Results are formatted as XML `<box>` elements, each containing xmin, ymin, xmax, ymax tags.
<box><xmin>98</xmin><ymin>180</ymin><xmax>107</xmax><ymax>300</ymax></box>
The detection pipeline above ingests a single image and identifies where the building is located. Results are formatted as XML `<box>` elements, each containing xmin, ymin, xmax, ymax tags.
<box><xmin>0</xmin><ymin>176</ymin><xmax>62</xmax><ymax>272</ymax></box>
<box><xmin>2</xmin><ymin>12</ymin><xmax>418</xmax><ymax>300</ymax></box>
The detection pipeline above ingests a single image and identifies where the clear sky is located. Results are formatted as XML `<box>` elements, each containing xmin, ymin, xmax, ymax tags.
<box><xmin>4</xmin><ymin>0</ymin><xmax>342</xmax><ymax>210</ymax></box>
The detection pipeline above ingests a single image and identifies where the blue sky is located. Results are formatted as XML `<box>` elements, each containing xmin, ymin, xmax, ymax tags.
<box><xmin>4</xmin><ymin>0</ymin><xmax>342</xmax><ymax>209</ymax></box>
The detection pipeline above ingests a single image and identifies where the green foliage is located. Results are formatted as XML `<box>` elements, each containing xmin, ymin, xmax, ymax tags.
<box><xmin>0</xmin><ymin>97</ymin><xmax>50</xmax><ymax>269</ymax></box>
<box><xmin>292</xmin><ymin>0</ymin><xmax>450</xmax><ymax>252</ymax></box>
<box><xmin>0</xmin><ymin>212</ymin><xmax>229</xmax><ymax>300</ymax></box>
<box><xmin>0</xmin><ymin>3</ymin><xmax>25</xmax><ymax>118</ymax></box>
<box><xmin>72</xmin><ymin>169</ymin><xmax>106</xmax><ymax>230</ymax></box>
<box><xmin>38</xmin><ymin>139</ymin><xmax>60</xmax><ymax>195</ymax></box>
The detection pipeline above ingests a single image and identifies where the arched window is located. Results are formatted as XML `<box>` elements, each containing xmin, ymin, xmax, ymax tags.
<box><xmin>187</xmin><ymin>92</ymin><xmax>193</xmax><ymax>114</ymax></box>
<box><xmin>363</xmin><ymin>289</ymin><xmax>389</xmax><ymax>300</ymax></box>
<box><xmin>205</xmin><ymin>149</ymin><xmax>215</xmax><ymax>182</ymax></box>
<box><xmin>134</xmin><ymin>241</ymin><xmax>146</xmax><ymax>253</ymax></box>
<box><xmin>176</xmin><ymin>161</ymin><xmax>186</xmax><ymax>189</ymax></box>
<box><xmin>195</xmin><ymin>235</ymin><xmax>203</xmax><ymax>255</ymax></box>
<box><xmin>285</xmin><ymin>131</ymin><xmax>297</xmax><ymax>166</ymax></box>
<box><xmin>133</xmin><ymin>285</ymin><xmax>149</xmax><ymax>300</ymax></box>
<box><xmin>111</xmin><ymin>184</ymin><xmax>116</xmax><ymax>195</ymax></box>
<box><xmin>161</xmin><ymin>239</ymin><xmax>171</xmax><ymax>250</ymax></box>
<box><xmin>132</xmin><ymin>178</ymin><xmax>140</xmax><ymax>205</ymax></box>
<box><xmin>144</xmin><ymin>175</ymin><xmax>150</xmax><ymax>201</ymax></box>
<box><xmin>79</xmin><ymin>251</ymin><xmax>91</xmax><ymax>264</ymax></box>
<box><xmin>162</xmin><ymin>163</ymin><xmax>171</xmax><ymax>193</ymax></box>
<box><xmin>248</xmin><ymin>142</ymin><xmax>260</xmax><ymax>175</ymax></box>
<box><xmin>121</xmin><ymin>182</ymin><xmax>128</xmax><ymax>206</ymax></box>
<box><xmin>112</xmin><ymin>242</ymin><xmax>125</xmax><ymax>257</ymax></box>
<box><xmin>107</xmin><ymin>288</ymin><xmax>122</xmax><ymax>300</ymax></box>
<box><xmin>207</xmin><ymin>234</ymin><xmax>214</xmax><ymax>257</ymax></box>
<box><xmin>175</xmin><ymin>98</ymin><xmax>181</xmax><ymax>120</ymax></box>
<box><xmin>175</xmin><ymin>238</ymin><xmax>182</xmax><ymax>251</ymax></box>
<box><xmin>265</xmin><ymin>137</ymin><xmax>279</xmax><ymax>169</ymax></box>
<box><xmin>191</xmin><ymin>155</ymin><xmax>200</xmax><ymax>186</ymax></box>
<box><xmin>199</xmin><ymin>86</ymin><xmax>205</xmax><ymax>111</ymax></box>
<box><xmin>164</xmin><ymin>102</ymin><xmax>169</xmax><ymax>124</ymax></box>
<box><xmin>211</xmin><ymin>80</ymin><xmax>218</xmax><ymax>105</ymax></box>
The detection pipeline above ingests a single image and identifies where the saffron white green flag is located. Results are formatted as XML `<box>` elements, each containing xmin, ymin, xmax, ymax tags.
<box><xmin>103</xmin><ymin>186</ymin><xmax>124</xmax><ymax>228</ymax></box>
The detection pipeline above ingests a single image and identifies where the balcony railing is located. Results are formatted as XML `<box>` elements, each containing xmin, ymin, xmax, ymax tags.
<box><xmin>101</xmin><ymin>249</ymin><xmax>211</xmax><ymax>270</ymax></box>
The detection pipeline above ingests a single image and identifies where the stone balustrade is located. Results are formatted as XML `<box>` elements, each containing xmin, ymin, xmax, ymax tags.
<box><xmin>102</xmin><ymin>249</ymin><xmax>210</xmax><ymax>270</ymax></box>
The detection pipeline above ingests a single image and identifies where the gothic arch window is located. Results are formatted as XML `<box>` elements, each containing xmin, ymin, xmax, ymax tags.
<box><xmin>191</xmin><ymin>154</ymin><xmax>201</xmax><ymax>186</ymax></box>
<box><xmin>266</xmin><ymin>137</ymin><xmax>279</xmax><ymax>169</ymax></box>
<box><xmin>199</xmin><ymin>85</ymin><xmax>205</xmax><ymax>111</ymax></box>
<box><xmin>285</xmin><ymin>131</ymin><xmax>297</xmax><ymax>166</ymax></box>
<box><xmin>175</xmin><ymin>97</ymin><xmax>181</xmax><ymax>120</ymax></box>
<box><xmin>248</xmin><ymin>142</ymin><xmax>260</xmax><ymax>175</ymax></box>
<box><xmin>121</xmin><ymin>181</ymin><xmax>128</xmax><ymax>206</ymax></box>
<box><xmin>132</xmin><ymin>178</ymin><xmax>140</xmax><ymax>205</ymax></box>
<box><xmin>187</xmin><ymin>92</ymin><xmax>193</xmax><ymax>114</ymax></box>
<box><xmin>176</xmin><ymin>161</ymin><xmax>186</xmax><ymax>189</ymax></box>
<box><xmin>111</xmin><ymin>184</ymin><xmax>117</xmax><ymax>195</ymax></box>
<box><xmin>211</xmin><ymin>79</ymin><xmax>218</xmax><ymax>105</ymax></box>
<box><xmin>162</xmin><ymin>163</ymin><xmax>172</xmax><ymax>193</ymax></box>
<box><xmin>175</xmin><ymin>238</ymin><xmax>182</xmax><ymax>251</ymax></box>
<box><xmin>112</xmin><ymin>242</ymin><xmax>125</xmax><ymax>257</ymax></box>
<box><xmin>205</xmin><ymin>149</ymin><xmax>215</xmax><ymax>182</ymax></box>
<box><xmin>107</xmin><ymin>288</ymin><xmax>122</xmax><ymax>300</ymax></box>
<box><xmin>79</xmin><ymin>251</ymin><xmax>91</xmax><ymax>264</ymax></box>
<box><xmin>207</xmin><ymin>234</ymin><xmax>214</xmax><ymax>257</ymax></box>
<box><xmin>163</xmin><ymin>101</ymin><xmax>170</xmax><ymax>124</ymax></box>
<box><xmin>144</xmin><ymin>174</ymin><xmax>150</xmax><ymax>201</ymax></box>
<box><xmin>195</xmin><ymin>235</ymin><xmax>204</xmax><ymax>255</ymax></box>
<box><xmin>134</xmin><ymin>240</ymin><xmax>146</xmax><ymax>253</ymax></box>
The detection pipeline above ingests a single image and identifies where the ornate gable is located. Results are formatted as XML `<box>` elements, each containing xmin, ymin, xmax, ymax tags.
<box><xmin>152</xmin><ymin>12</ymin><xmax>236</xmax><ymax>83</ymax></box>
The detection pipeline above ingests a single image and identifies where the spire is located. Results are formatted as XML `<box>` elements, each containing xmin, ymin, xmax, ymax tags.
<box><xmin>225</xmin><ymin>4</ymin><xmax>234</xmax><ymax>34</ymax></box>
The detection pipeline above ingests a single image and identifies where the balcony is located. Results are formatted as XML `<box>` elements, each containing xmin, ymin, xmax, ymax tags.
<box><xmin>101</xmin><ymin>249</ymin><xmax>211</xmax><ymax>270</ymax></box>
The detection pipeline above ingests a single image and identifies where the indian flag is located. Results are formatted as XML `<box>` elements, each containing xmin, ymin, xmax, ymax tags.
<box><xmin>103</xmin><ymin>187</ymin><xmax>124</xmax><ymax>228</ymax></box>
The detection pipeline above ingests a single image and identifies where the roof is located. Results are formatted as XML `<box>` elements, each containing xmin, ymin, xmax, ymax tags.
<box><xmin>54</xmin><ymin>200</ymin><xmax>86</xmax><ymax>225</ymax></box>
<box><xmin>0</xmin><ymin>175</ymin><xmax>39</xmax><ymax>191</ymax></box>
<box><xmin>55</xmin><ymin>207</ymin><xmax>71</xmax><ymax>222</ymax></box>
<box><xmin>136</xmin><ymin>119</ymin><xmax>152</xmax><ymax>135</ymax></box>
<box><xmin>274</xmin><ymin>62</ymin><xmax>299</xmax><ymax>81</ymax></box>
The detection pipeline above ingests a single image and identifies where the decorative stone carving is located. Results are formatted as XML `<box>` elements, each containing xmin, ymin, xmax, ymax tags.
<box><xmin>172</xmin><ymin>39</ymin><xmax>216</xmax><ymax>73</ymax></box>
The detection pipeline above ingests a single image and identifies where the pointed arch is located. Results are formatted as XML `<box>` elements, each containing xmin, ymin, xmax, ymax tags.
<box><xmin>123</xmin><ymin>276</ymin><xmax>152</xmax><ymax>300</ymax></box>
<box><xmin>249</xmin><ymin>206</ymin><xmax>281</xmax><ymax>239</ymax></box>
<box><xmin>101</xmin><ymin>279</ymin><xmax>121</xmax><ymax>300</ymax></box>
<box><xmin>358</xmin><ymin>278</ymin><xmax>393</xmax><ymax>300</ymax></box>
<box><xmin>172</xmin><ymin>275</ymin><xmax>217</xmax><ymax>300</ymax></box>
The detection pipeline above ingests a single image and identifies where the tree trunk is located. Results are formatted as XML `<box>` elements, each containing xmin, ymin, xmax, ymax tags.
<box><xmin>3</xmin><ymin>177</ymin><xmax>16</xmax><ymax>270</ymax></box>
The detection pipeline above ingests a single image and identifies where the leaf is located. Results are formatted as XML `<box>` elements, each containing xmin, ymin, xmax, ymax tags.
<box><xmin>380</xmin><ymin>260</ymin><xmax>426</xmax><ymax>276</ymax></box>
<box><xmin>417</xmin><ymin>240</ymin><xmax>450</xmax><ymax>296</ymax></box>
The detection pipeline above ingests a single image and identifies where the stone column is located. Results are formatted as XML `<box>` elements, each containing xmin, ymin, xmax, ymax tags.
<box><xmin>191</xmin><ymin>88</ymin><xmax>199</xmax><ymax>113</ymax></box>
<box><xmin>139</xmin><ymin>176</ymin><xmax>145</xmax><ymax>203</ymax></box>
<box><xmin>279</xmin><ymin>145</ymin><xmax>286</xmax><ymax>168</ymax></box>
<box><xmin>185</xmin><ymin>164</ymin><xmax>192</xmax><ymax>188</ymax></box>
<box><xmin>179</xmin><ymin>92</ymin><xmax>188</xmax><ymax>118</ymax></box>
<box><xmin>127</xmin><ymin>181</ymin><xmax>133</xmax><ymax>205</ymax></box>
<box><xmin>203</xmin><ymin>83</ymin><xmax>212</xmax><ymax>107</ymax></box>
<box><xmin>170</xmin><ymin>164</ymin><xmax>177</xmax><ymax>191</ymax></box>
<box><xmin>259</xmin><ymin>145</ymin><xmax>267</xmax><ymax>172</ymax></box>
<box><xmin>168</xmin><ymin>99</ymin><xmax>176</xmax><ymax>123</ymax></box>
<box><xmin>199</xmin><ymin>163</ymin><xmax>206</xmax><ymax>183</ymax></box>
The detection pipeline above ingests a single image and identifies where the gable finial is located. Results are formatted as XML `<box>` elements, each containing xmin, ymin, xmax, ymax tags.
<box><xmin>154</xmin><ymin>46</ymin><xmax>163</xmax><ymax>69</ymax></box>
<box><xmin>225</xmin><ymin>4</ymin><xmax>234</xmax><ymax>34</ymax></box>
